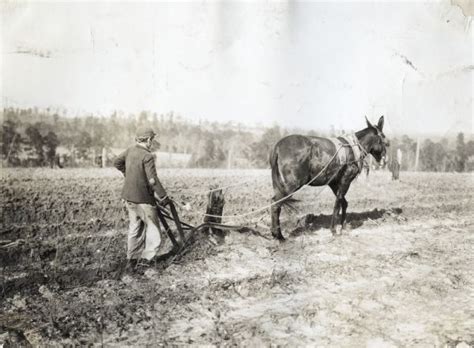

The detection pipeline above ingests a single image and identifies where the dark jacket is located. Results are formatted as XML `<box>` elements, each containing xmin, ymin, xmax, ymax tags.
<box><xmin>114</xmin><ymin>145</ymin><xmax>167</xmax><ymax>204</ymax></box>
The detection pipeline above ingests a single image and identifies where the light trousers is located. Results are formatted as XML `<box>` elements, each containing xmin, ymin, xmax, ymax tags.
<box><xmin>125</xmin><ymin>201</ymin><xmax>163</xmax><ymax>260</ymax></box>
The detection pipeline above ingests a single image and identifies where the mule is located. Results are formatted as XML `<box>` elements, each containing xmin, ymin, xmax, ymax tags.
<box><xmin>269</xmin><ymin>116</ymin><xmax>389</xmax><ymax>240</ymax></box>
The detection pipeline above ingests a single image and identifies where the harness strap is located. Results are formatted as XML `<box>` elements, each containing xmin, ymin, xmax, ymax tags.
<box><xmin>328</xmin><ymin>137</ymin><xmax>348</xmax><ymax>164</ymax></box>
<box><xmin>336</xmin><ymin>134</ymin><xmax>366</xmax><ymax>172</ymax></box>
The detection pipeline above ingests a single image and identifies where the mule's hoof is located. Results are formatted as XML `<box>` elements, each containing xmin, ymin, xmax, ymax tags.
<box><xmin>272</xmin><ymin>234</ymin><xmax>286</xmax><ymax>242</ymax></box>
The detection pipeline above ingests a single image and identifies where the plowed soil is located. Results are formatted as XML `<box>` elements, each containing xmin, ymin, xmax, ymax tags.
<box><xmin>1</xmin><ymin>168</ymin><xmax>473</xmax><ymax>346</ymax></box>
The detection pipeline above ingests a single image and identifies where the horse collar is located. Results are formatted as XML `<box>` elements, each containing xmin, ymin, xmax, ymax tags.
<box><xmin>338</xmin><ymin>134</ymin><xmax>367</xmax><ymax>172</ymax></box>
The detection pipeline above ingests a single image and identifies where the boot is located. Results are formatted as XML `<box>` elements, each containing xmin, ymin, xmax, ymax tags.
<box><xmin>125</xmin><ymin>258</ymin><xmax>138</xmax><ymax>273</ymax></box>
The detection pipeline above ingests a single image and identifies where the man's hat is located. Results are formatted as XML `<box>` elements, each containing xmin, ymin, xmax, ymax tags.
<box><xmin>136</xmin><ymin>127</ymin><xmax>156</xmax><ymax>139</ymax></box>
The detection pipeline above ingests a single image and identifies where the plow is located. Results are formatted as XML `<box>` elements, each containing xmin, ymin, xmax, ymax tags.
<box><xmin>154</xmin><ymin>188</ymin><xmax>253</xmax><ymax>262</ymax></box>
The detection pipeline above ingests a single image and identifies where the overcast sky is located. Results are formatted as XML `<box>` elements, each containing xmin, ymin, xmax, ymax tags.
<box><xmin>1</xmin><ymin>0</ymin><xmax>472</xmax><ymax>135</ymax></box>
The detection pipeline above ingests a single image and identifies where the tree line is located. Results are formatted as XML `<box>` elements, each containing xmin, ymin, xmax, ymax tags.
<box><xmin>386</xmin><ymin>133</ymin><xmax>474</xmax><ymax>172</ymax></box>
<box><xmin>1</xmin><ymin>107</ymin><xmax>473</xmax><ymax>171</ymax></box>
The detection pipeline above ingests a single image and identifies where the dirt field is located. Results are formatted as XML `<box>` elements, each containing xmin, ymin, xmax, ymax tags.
<box><xmin>1</xmin><ymin>168</ymin><xmax>473</xmax><ymax>346</ymax></box>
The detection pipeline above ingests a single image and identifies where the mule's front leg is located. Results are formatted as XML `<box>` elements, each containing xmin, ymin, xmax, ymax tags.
<box><xmin>330</xmin><ymin>176</ymin><xmax>352</xmax><ymax>234</ymax></box>
<box><xmin>270</xmin><ymin>198</ymin><xmax>285</xmax><ymax>241</ymax></box>
<box><xmin>330</xmin><ymin>198</ymin><xmax>341</xmax><ymax>236</ymax></box>
<box><xmin>340</xmin><ymin>197</ymin><xmax>348</xmax><ymax>230</ymax></box>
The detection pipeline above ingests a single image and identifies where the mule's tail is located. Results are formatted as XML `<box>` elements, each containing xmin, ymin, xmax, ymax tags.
<box><xmin>269</xmin><ymin>147</ymin><xmax>298</xmax><ymax>210</ymax></box>
<box><xmin>270</xmin><ymin>147</ymin><xmax>286</xmax><ymax>195</ymax></box>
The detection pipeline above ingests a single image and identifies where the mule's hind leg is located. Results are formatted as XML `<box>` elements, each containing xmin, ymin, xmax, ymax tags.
<box><xmin>270</xmin><ymin>194</ymin><xmax>285</xmax><ymax>241</ymax></box>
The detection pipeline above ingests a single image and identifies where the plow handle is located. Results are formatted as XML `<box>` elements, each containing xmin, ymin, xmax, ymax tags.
<box><xmin>156</xmin><ymin>200</ymin><xmax>186</xmax><ymax>248</ymax></box>
<box><xmin>168</xmin><ymin>201</ymin><xmax>186</xmax><ymax>246</ymax></box>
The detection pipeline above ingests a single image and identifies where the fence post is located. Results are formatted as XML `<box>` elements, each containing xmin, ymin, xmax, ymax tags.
<box><xmin>102</xmin><ymin>147</ymin><xmax>106</xmax><ymax>168</ymax></box>
<box><xmin>415</xmin><ymin>137</ymin><xmax>420</xmax><ymax>171</ymax></box>
<box><xmin>227</xmin><ymin>145</ymin><xmax>233</xmax><ymax>169</ymax></box>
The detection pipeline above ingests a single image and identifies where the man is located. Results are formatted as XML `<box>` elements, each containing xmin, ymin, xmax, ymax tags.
<box><xmin>114</xmin><ymin>127</ymin><xmax>170</xmax><ymax>271</ymax></box>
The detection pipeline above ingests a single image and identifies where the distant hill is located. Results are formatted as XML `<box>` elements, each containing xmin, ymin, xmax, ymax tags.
<box><xmin>2</xmin><ymin>107</ymin><xmax>473</xmax><ymax>171</ymax></box>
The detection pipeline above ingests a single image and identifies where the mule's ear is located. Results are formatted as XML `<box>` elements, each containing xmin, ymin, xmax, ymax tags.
<box><xmin>365</xmin><ymin>115</ymin><xmax>374</xmax><ymax>129</ymax></box>
<box><xmin>377</xmin><ymin>115</ymin><xmax>384</xmax><ymax>130</ymax></box>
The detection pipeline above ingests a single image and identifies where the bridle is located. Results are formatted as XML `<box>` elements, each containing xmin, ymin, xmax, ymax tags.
<box><xmin>353</xmin><ymin>126</ymin><xmax>388</xmax><ymax>160</ymax></box>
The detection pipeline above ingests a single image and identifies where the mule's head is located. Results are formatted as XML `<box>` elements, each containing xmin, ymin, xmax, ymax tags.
<box><xmin>364</xmin><ymin>115</ymin><xmax>389</xmax><ymax>163</ymax></box>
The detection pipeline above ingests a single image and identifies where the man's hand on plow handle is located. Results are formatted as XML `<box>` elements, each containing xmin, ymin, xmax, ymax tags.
<box><xmin>156</xmin><ymin>194</ymin><xmax>171</xmax><ymax>207</ymax></box>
